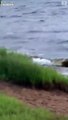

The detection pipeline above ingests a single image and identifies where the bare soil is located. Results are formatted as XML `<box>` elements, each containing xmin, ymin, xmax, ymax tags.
<box><xmin>0</xmin><ymin>81</ymin><xmax>68</xmax><ymax>116</ymax></box>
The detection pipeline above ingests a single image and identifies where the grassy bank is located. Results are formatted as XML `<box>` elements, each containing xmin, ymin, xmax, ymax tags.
<box><xmin>0</xmin><ymin>93</ymin><xmax>67</xmax><ymax>120</ymax></box>
<box><xmin>0</xmin><ymin>48</ymin><xmax>68</xmax><ymax>91</ymax></box>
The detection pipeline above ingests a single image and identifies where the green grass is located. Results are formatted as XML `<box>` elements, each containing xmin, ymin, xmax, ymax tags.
<box><xmin>0</xmin><ymin>48</ymin><xmax>68</xmax><ymax>91</ymax></box>
<box><xmin>0</xmin><ymin>93</ymin><xmax>67</xmax><ymax>120</ymax></box>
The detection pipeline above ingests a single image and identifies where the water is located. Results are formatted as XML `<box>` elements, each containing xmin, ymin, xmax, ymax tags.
<box><xmin>0</xmin><ymin>0</ymin><xmax>68</xmax><ymax>59</ymax></box>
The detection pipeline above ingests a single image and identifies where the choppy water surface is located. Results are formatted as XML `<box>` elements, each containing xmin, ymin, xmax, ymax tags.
<box><xmin>0</xmin><ymin>0</ymin><xmax>68</xmax><ymax>59</ymax></box>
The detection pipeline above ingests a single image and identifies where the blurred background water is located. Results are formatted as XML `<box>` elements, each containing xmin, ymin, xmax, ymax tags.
<box><xmin>0</xmin><ymin>0</ymin><xmax>68</xmax><ymax>59</ymax></box>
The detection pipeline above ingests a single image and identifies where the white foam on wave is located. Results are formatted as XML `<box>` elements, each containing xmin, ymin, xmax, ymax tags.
<box><xmin>61</xmin><ymin>0</ymin><xmax>68</xmax><ymax>6</ymax></box>
<box><xmin>57</xmin><ymin>68</ymin><xmax>68</xmax><ymax>76</ymax></box>
<box><xmin>62</xmin><ymin>72</ymin><xmax>68</xmax><ymax>76</ymax></box>
<box><xmin>5</xmin><ymin>30</ymin><xmax>14</xmax><ymax>36</ymax></box>
<box><xmin>32</xmin><ymin>58</ymin><xmax>52</xmax><ymax>66</ymax></box>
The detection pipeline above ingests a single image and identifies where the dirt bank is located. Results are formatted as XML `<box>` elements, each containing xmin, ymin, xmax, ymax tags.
<box><xmin>0</xmin><ymin>81</ymin><xmax>68</xmax><ymax>115</ymax></box>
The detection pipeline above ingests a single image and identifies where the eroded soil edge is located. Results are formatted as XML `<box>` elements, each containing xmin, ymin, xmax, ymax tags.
<box><xmin>0</xmin><ymin>81</ymin><xmax>68</xmax><ymax>115</ymax></box>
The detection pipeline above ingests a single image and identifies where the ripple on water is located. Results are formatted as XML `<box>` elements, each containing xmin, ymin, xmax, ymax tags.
<box><xmin>0</xmin><ymin>15</ymin><xmax>7</xmax><ymax>18</ymax></box>
<box><xmin>3</xmin><ymin>35</ymin><xmax>21</xmax><ymax>40</ymax></box>
<box><xmin>0</xmin><ymin>0</ymin><xmax>68</xmax><ymax>59</ymax></box>
<box><xmin>44</xmin><ymin>1</ymin><xmax>68</xmax><ymax>7</ymax></box>
<box><xmin>14</xmin><ymin>5</ymin><xmax>26</xmax><ymax>12</ymax></box>
<box><xmin>9</xmin><ymin>15</ymin><xmax>22</xmax><ymax>18</ymax></box>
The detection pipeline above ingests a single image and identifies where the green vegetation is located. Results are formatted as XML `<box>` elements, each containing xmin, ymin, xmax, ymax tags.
<box><xmin>0</xmin><ymin>93</ymin><xmax>67</xmax><ymax>120</ymax></box>
<box><xmin>0</xmin><ymin>48</ymin><xmax>68</xmax><ymax>91</ymax></box>
<box><xmin>0</xmin><ymin>48</ymin><xmax>68</xmax><ymax>119</ymax></box>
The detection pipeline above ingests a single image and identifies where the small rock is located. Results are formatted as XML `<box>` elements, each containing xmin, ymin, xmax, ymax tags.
<box><xmin>62</xmin><ymin>60</ymin><xmax>68</xmax><ymax>67</ymax></box>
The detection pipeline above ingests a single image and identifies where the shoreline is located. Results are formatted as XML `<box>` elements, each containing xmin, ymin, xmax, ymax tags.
<box><xmin>0</xmin><ymin>48</ymin><xmax>68</xmax><ymax>92</ymax></box>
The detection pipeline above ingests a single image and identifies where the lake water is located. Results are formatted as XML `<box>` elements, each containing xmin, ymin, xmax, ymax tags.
<box><xmin>0</xmin><ymin>0</ymin><xmax>68</xmax><ymax>59</ymax></box>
